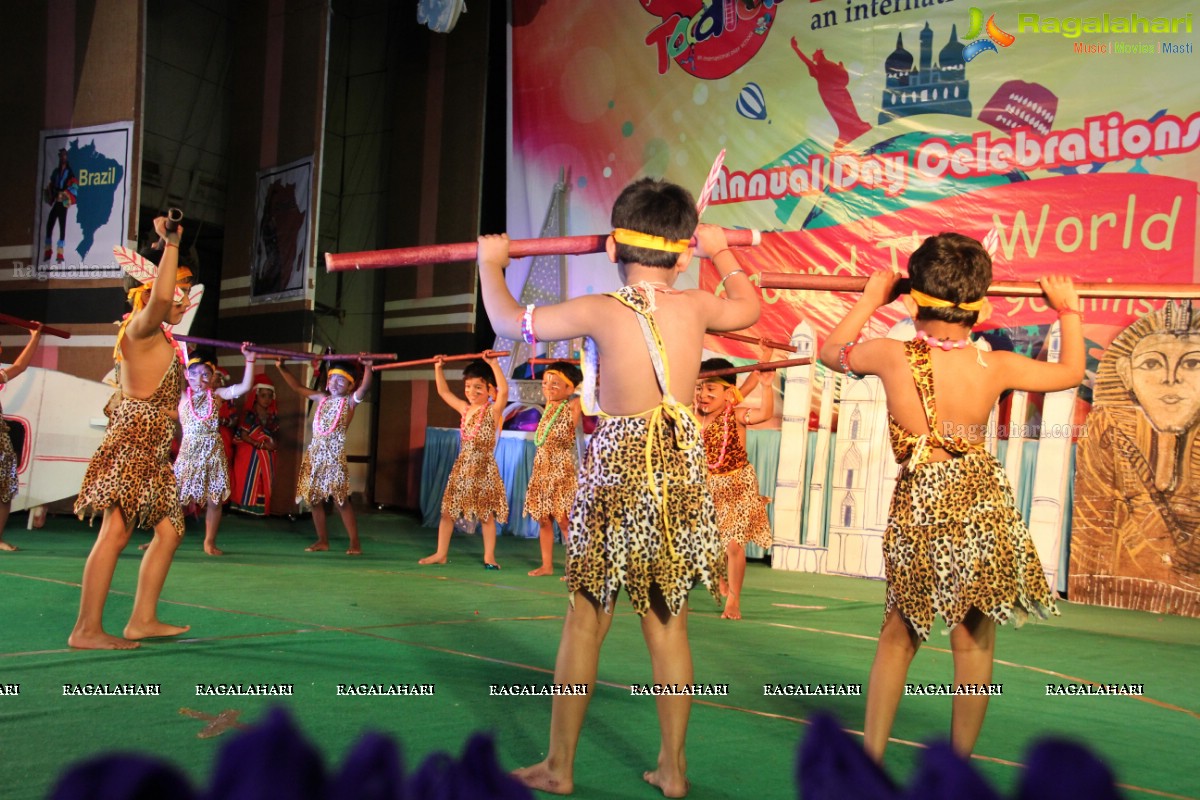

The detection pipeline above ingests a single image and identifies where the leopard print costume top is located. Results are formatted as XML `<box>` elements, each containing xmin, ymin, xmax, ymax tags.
<box><xmin>524</xmin><ymin>399</ymin><xmax>577</xmax><ymax>521</ymax></box>
<box><xmin>0</xmin><ymin>395</ymin><xmax>16</xmax><ymax>504</ymax></box>
<box><xmin>175</xmin><ymin>389</ymin><xmax>231</xmax><ymax>506</ymax></box>
<box><xmin>883</xmin><ymin>338</ymin><xmax>1057</xmax><ymax>640</ymax></box>
<box><xmin>703</xmin><ymin>405</ymin><xmax>749</xmax><ymax>474</ymax></box>
<box><xmin>75</xmin><ymin>347</ymin><xmax>186</xmax><ymax>536</ymax></box>
<box><xmin>566</xmin><ymin>284</ymin><xmax>724</xmax><ymax>616</ymax></box>
<box><xmin>296</xmin><ymin>395</ymin><xmax>354</xmax><ymax>506</ymax></box>
<box><xmin>441</xmin><ymin>402</ymin><xmax>509</xmax><ymax>523</ymax></box>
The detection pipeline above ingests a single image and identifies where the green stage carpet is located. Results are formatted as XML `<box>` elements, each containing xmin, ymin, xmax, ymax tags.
<box><xmin>0</xmin><ymin>511</ymin><xmax>1196</xmax><ymax>799</ymax></box>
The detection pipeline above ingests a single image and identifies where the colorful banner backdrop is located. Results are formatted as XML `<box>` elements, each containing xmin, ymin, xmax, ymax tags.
<box><xmin>251</xmin><ymin>157</ymin><xmax>312</xmax><ymax>303</ymax></box>
<box><xmin>509</xmin><ymin>0</ymin><xmax>1199</xmax><ymax>402</ymax></box>
<box><xmin>32</xmin><ymin>122</ymin><xmax>133</xmax><ymax>280</ymax></box>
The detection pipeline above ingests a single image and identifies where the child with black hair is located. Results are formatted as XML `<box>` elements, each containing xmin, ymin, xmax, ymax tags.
<box><xmin>818</xmin><ymin>231</ymin><xmax>1083</xmax><ymax>761</ymax></box>
<box><xmin>176</xmin><ymin>346</ymin><xmax>256</xmax><ymax>555</ymax></box>
<box><xmin>421</xmin><ymin>353</ymin><xmax>509</xmax><ymax>569</ymax></box>
<box><xmin>477</xmin><ymin>176</ymin><xmax>760</xmax><ymax>797</ymax></box>
<box><xmin>275</xmin><ymin>358</ymin><xmax>372</xmax><ymax>555</ymax></box>
<box><xmin>694</xmin><ymin>355</ymin><xmax>776</xmax><ymax>620</ymax></box>
<box><xmin>525</xmin><ymin>360</ymin><xmax>583</xmax><ymax>577</ymax></box>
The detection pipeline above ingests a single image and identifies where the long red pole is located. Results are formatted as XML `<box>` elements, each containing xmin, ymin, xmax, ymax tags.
<box><xmin>173</xmin><ymin>335</ymin><xmax>395</xmax><ymax>362</ymax></box>
<box><xmin>758</xmin><ymin>274</ymin><xmax>1200</xmax><ymax>300</ymax></box>
<box><xmin>707</xmin><ymin>330</ymin><xmax>796</xmax><ymax>353</ymax></box>
<box><xmin>372</xmin><ymin>350</ymin><xmax>510</xmax><ymax>372</ymax></box>
<box><xmin>0</xmin><ymin>312</ymin><xmax>71</xmax><ymax>339</ymax></box>
<box><xmin>325</xmin><ymin>228</ymin><xmax>762</xmax><ymax>272</ymax></box>
<box><xmin>698</xmin><ymin>357</ymin><xmax>812</xmax><ymax>379</ymax></box>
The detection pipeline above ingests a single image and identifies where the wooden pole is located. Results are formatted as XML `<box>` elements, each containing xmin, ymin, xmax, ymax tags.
<box><xmin>325</xmin><ymin>228</ymin><xmax>762</xmax><ymax>272</ymax></box>
<box><xmin>372</xmin><ymin>350</ymin><xmax>510</xmax><ymax>372</ymax></box>
<box><xmin>0</xmin><ymin>313</ymin><xmax>71</xmax><ymax>339</ymax></box>
<box><xmin>707</xmin><ymin>330</ymin><xmax>797</xmax><ymax>353</ymax></box>
<box><xmin>698</xmin><ymin>357</ymin><xmax>812</xmax><ymax>379</ymax></box>
<box><xmin>757</xmin><ymin>273</ymin><xmax>1200</xmax><ymax>300</ymax></box>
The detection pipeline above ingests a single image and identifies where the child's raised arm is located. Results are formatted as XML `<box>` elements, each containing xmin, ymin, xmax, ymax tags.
<box><xmin>743</xmin><ymin>367</ymin><xmax>777</xmax><ymax>426</ymax></box>
<box><xmin>216</xmin><ymin>344</ymin><xmax>257</xmax><ymax>401</ymax></box>
<box><xmin>0</xmin><ymin>323</ymin><xmax>44</xmax><ymax>384</ymax></box>
<box><xmin>433</xmin><ymin>357</ymin><xmax>468</xmax><ymax>415</ymax></box>
<box><xmin>693</xmin><ymin>224</ymin><xmax>760</xmax><ymax>333</ymax></box>
<box><xmin>485</xmin><ymin>352</ymin><xmax>508</xmax><ymax>427</ymax></box>
<box><xmin>994</xmin><ymin>275</ymin><xmax>1086</xmax><ymax>393</ymax></box>
<box><xmin>352</xmin><ymin>358</ymin><xmax>373</xmax><ymax>405</ymax></box>
<box><xmin>819</xmin><ymin>269</ymin><xmax>901</xmax><ymax>377</ymax></box>
<box><xmin>274</xmin><ymin>359</ymin><xmax>325</xmax><ymax>400</ymax></box>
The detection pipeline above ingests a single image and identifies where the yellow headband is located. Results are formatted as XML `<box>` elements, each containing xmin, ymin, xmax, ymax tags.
<box><xmin>187</xmin><ymin>357</ymin><xmax>207</xmax><ymax>368</ymax></box>
<box><xmin>909</xmin><ymin>288</ymin><xmax>985</xmax><ymax>312</ymax></box>
<box><xmin>328</xmin><ymin>367</ymin><xmax>356</xmax><ymax>384</ymax></box>
<box><xmin>612</xmin><ymin>228</ymin><xmax>690</xmax><ymax>253</ymax></box>
<box><xmin>544</xmin><ymin>368</ymin><xmax>576</xmax><ymax>389</ymax></box>
<box><xmin>705</xmin><ymin>376</ymin><xmax>744</xmax><ymax>405</ymax></box>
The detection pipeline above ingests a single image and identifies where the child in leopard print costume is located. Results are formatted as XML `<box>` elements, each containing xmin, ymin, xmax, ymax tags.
<box><xmin>70</xmin><ymin>215</ymin><xmax>192</xmax><ymax>650</ymax></box>
<box><xmin>524</xmin><ymin>360</ymin><xmax>582</xmax><ymax>577</ymax></box>
<box><xmin>421</xmin><ymin>354</ymin><xmax>509</xmax><ymax>569</ymax></box>
<box><xmin>275</xmin><ymin>358</ymin><xmax>373</xmax><ymax>555</ymax></box>
<box><xmin>694</xmin><ymin>356</ymin><xmax>776</xmax><ymax>620</ymax></box>
<box><xmin>0</xmin><ymin>323</ymin><xmax>44</xmax><ymax>552</ymax></box>
<box><xmin>819</xmin><ymin>232</ymin><xmax>1083</xmax><ymax>761</ymax></box>
<box><xmin>478</xmin><ymin>177</ymin><xmax>761</xmax><ymax>797</ymax></box>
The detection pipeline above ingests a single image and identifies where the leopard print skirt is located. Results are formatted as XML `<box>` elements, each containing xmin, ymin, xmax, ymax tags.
<box><xmin>885</xmin><ymin>448</ymin><xmax>1058</xmax><ymax>641</ymax></box>
<box><xmin>524</xmin><ymin>443</ymin><xmax>576</xmax><ymax>522</ymax></box>
<box><xmin>296</xmin><ymin>434</ymin><xmax>351</xmax><ymax>506</ymax></box>
<box><xmin>0</xmin><ymin>419</ymin><xmax>17</xmax><ymax>504</ymax></box>
<box><xmin>175</xmin><ymin>428</ymin><xmax>230</xmax><ymax>506</ymax></box>
<box><xmin>567</xmin><ymin>414</ymin><xmax>724</xmax><ymax>617</ymax></box>
<box><xmin>708</xmin><ymin>464</ymin><xmax>772</xmax><ymax>550</ymax></box>
<box><xmin>440</xmin><ymin>435</ymin><xmax>509</xmax><ymax>524</ymax></box>
<box><xmin>75</xmin><ymin>397</ymin><xmax>185</xmax><ymax>537</ymax></box>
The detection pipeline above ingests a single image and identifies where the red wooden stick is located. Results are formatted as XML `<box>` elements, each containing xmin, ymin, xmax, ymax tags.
<box><xmin>0</xmin><ymin>312</ymin><xmax>71</xmax><ymax>339</ymax></box>
<box><xmin>372</xmin><ymin>350</ymin><xmax>510</xmax><ymax>372</ymax></box>
<box><xmin>698</xmin><ymin>357</ymin><xmax>812</xmax><ymax>379</ymax></box>
<box><xmin>325</xmin><ymin>229</ymin><xmax>762</xmax><ymax>272</ymax></box>
<box><xmin>527</xmin><ymin>357</ymin><xmax>581</xmax><ymax>365</ymax></box>
<box><xmin>173</xmin><ymin>335</ymin><xmax>395</xmax><ymax>363</ymax></box>
<box><xmin>758</xmin><ymin>274</ymin><xmax>1200</xmax><ymax>300</ymax></box>
<box><xmin>707</xmin><ymin>330</ymin><xmax>797</xmax><ymax>353</ymax></box>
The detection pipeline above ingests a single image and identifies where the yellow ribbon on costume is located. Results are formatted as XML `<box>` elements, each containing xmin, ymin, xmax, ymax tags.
<box><xmin>909</xmin><ymin>288</ymin><xmax>985</xmax><ymax>312</ymax></box>
<box><xmin>328</xmin><ymin>367</ymin><xmax>356</xmax><ymax>384</ymax></box>
<box><xmin>598</xmin><ymin>290</ymin><xmax>701</xmax><ymax>560</ymax></box>
<box><xmin>612</xmin><ymin>228</ymin><xmax>690</xmax><ymax>253</ymax></box>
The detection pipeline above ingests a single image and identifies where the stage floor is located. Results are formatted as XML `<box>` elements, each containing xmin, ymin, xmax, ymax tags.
<box><xmin>0</xmin><ymin>511</ymin><xmax>1196</xmax><ymax>799</ymax></box>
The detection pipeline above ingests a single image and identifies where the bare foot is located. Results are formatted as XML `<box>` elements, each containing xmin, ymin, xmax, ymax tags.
<box><xmin>643</xmin><ymin>768</ymin><xmax>689</xmax><ymax>798</ymax></box>
<box><xmin>68</xmin><ymin>630</ymin><xmax>140</xmax><ymax>650</ymax></box>
<box><xmin>418</xmin><ymin>553</ymin><xmax>447</xmax><ymax>565</ymax></box>
<box><xmin>528</xmin><ymin>565</ymin><xmax>554</xmax><ymax>577</ymax></box>
<box><xmin>512</xmin><ymin>761</ymin><xmax>572</xmax><ymax>795</ymax></box>
<box><xmin>305</xmin><ymin>542</ymin><xmax>329</xmax><ymax>552</ymax></box>
<box><xmin>137</xmin><ymin>542</ymin><xmax>150</xmax><ymax>551</ymax></box>
<box><xmin>0</xmin><ymin>541</ymin><xmax>18</xmax><ymax>552</ymax></box>
<box><xmin>346</xmin><ymin>548</ymin><xmax>362</xmax><ymax>556</ymax></box>
<box><xmin>721</xmin><ymin>596</ymin><xmax>742</xmax><ymax>620</ymax></box>
<box><xmin>124</xmin><ymin>621</ymin><xmax>191</xmax><ymax>640</ymax></box>
<box><xmin>204</xmin><ymin>545</ymin><xmax>224</xmax><ymax>556</ymax></box>
<box><xmin>559</xmin><ymin>575</ymin><xmax>568</xmax><ymax>582</ymax></box>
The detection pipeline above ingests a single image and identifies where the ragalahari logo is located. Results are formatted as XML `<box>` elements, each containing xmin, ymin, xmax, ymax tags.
<box><xmin>963</xmin><ymin>7</ymin><xmax>1016</xmax><ymax>61</ymax></box>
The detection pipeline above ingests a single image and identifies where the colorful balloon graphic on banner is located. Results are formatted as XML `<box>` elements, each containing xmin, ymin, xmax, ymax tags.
<box><xmin>736</xmin><ymin>82</ymin><xmax>769</xmax><ymax>122</ymax></box>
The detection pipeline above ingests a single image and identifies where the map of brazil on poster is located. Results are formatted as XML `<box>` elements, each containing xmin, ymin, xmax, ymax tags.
<box><xmin>33</xmin><ymin>122</ymin><xmax>132</xmax><ymax>280</ymax></box>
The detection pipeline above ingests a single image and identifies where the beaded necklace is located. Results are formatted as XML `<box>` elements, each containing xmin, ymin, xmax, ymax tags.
<box><xmin>187</xmin><ymin>387</ymin><xmax>215</xmax><ymax>421</ymax></box>
<box><xmin>915</xmin><ymin>329</ymin><xmax>972</xmax><ymax>350</ymax></box>
<box><xmin>534</xmin><ymin>399</ymin><xmax>566</xmax><ymax>446</ymax></box>
<box><xmin>461</xmin><ymin>401</ymin><xmax>490</xmax><ymax>442</ymax></box>
<box><xmin>314</xmin><ymin>396</ymin><xmax>347</xmax><ymax>436</ymax></box>
<box><xmin>706</xmin><ymin>404</ymin><xmax>734</xmax><ymax>470</ymax></box>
